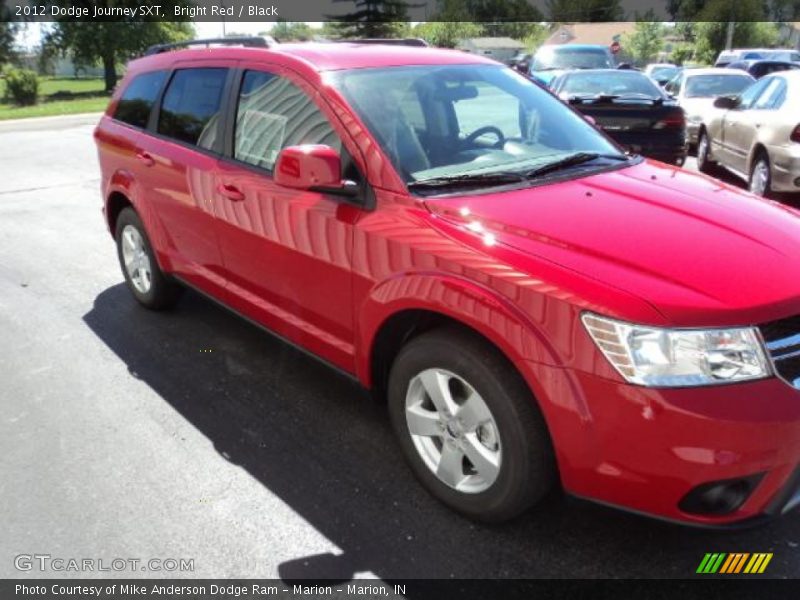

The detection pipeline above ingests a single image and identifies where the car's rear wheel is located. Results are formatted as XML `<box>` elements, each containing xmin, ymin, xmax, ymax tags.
<box><xmin>749</xmin><ymin>153</ymin><xmax>772</xmax><ymax>198</ymax></box>
<box><xmin>388</xmin><ymin>327</ymin><xmax>555</xmax><ymax>522</ymax></box>
<box><xmin>116</xmin><ymin>207</ymin><xmax>182</xmax><ymax>310</ymax></box>
<box><xmin>696</xmin><ymin>130</ymin><xmax>715</xmax><ymax>174</ymax></box>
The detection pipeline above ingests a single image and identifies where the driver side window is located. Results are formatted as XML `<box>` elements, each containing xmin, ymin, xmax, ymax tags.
<box><xmin>736</xmin><ymin>78</ymin><xmax>770</xmax><ymax>110</ymax></box>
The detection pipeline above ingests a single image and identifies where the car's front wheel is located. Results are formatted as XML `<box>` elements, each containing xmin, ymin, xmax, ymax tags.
<box><xmin>115</xmin><ymin>207</ymin><xmax>182</xmax><ymax>310</ymax></box>
<box><xmin>696</xmin><ymin>130</ymin><xmax>715</xmax><ymax>174</ymax></box>
<box><xmin>388</xmin><ymin>327</ymin><xmax>555</xmax><ymax>522</ymax></box>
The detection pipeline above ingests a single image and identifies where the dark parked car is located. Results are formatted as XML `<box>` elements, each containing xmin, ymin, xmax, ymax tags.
<box><xmin>509</xmin><ymin>51</ymin><xmax>532</xmax><ymax>72</ymax></box>
<box><xmin>727</xmin><ymin>59</ymin><xmax>800</xmax><ymax>79</ymax></box>
<box><xmin>551</xmin><ymin>69</ymin><xmax>687</xmax><ymax>165</ymax></box>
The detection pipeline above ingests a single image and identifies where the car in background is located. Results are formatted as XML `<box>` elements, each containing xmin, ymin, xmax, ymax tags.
<box><xmin>664</xmin><ymin>68</ymin><xmax>755</xmax><ymax>146</ymax></box>
<box><xmin>727</xmin><ymin>59</ymin><xmax>800</xmax><ymax>79</ymax></box>
<box><xmin>697</xmin><ymin>70</ymin><xmax>800</xmax><ymax>197</ymax></box>
<box><xmin>716</xmin><ymin>48</ymin><xmax>800</xmax><ymax>67</ymax></box>
<box><xmin>644</xmin><ymin>63</ymin><xmax>681</xmax><ymax>86</ymax></box>
<box><xmin>551</xmin><ymin>69</ymin><xmax>687</xmax><ymax>165</ymax></box>
<box><xmin>529</xmin><ymin>44</ymin><xmax>615</xmax><ymax>87</ymax></box>
<box><xmin>509</xmin><ymin>51</ymin><xmax>532</xmax><ymax>72</ymax></box>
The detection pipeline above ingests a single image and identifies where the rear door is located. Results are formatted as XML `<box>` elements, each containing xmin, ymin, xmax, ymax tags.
<box><xmin>134</xmin><ymin>61</ymin><xmax>235</xmax><ymax>298</ymax></box>
<box><xmin>212</xmin><ymin>66</ymin><xmax>366</xmax><ymax>372</ymax></box>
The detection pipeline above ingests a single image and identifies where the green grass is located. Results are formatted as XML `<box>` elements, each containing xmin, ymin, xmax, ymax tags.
<box><xmin>0</xmin><ymin>77</ymin><xmax>110</xmax><ymax>121</ymax></box>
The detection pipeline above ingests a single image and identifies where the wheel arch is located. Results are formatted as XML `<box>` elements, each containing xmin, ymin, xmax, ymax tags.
<box><xmin>357</xmin><ymin>273</ymin><xmax>565</xmax><ymax>403</ymax></box>
<box><xmin>106</xmin><ymin>190</ymin><xmax>133</xmax><ymax>236</ymax></box>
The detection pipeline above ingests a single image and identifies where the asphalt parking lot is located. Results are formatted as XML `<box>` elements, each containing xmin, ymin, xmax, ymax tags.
<box><xmin>1</xmin><ymin>114</ymin><xmax>799</xmax><ymax>581</ymax></box>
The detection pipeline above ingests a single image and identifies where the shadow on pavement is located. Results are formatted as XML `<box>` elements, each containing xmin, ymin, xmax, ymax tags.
<box><xmin>82</xmin><ymin>284</ymin><xmax>798</xmax><ymax>581</ymax></box>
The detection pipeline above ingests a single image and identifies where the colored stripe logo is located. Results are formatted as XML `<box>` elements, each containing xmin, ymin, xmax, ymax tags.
<box><xmin>697</xmin><ymin>553</ymin><xmax>773</xmax><ymax>574</ymax></box>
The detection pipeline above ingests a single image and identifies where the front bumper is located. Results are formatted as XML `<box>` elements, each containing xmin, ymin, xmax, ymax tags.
<box><xmin>526</xmin><ymin>362</ymin><xmax>800</xmax><ymax>526</ymax></box>
<box><xmin>767</xmin><ymin>145</ymin><xmax>800</xmax><ymax>192</ymax></box>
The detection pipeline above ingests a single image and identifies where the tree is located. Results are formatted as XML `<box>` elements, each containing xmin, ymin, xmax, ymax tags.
<box><xmin>622</xmin><ymin>21</ymin><xmax>665</xmax><ymax>67</ymax></box>
<box><xmin>0</xmin><ymin>1</ymin><xmax>17</xmax><ymax>69</ymax></box>
<box><xmin>547</xmin><ymin>0</ymin><xmax>624</xmax><ymax>21</ymax></box>
<box><xmin>413</xmin><ymin>22</ymin><xmax>483</xmax><ymax>48</ymax></box>
<box><xmin>269</xmin><ymin>20</ymin><xmax>314</xmax><ymax>42</ymax></box>
<box><xmin>44</xmin><ymin>1</ymin><xmax>193</xmax><ymax>91</ymax></box>
<box><xmin>456</xmin><ymin>1</ymin><xmax>544</xmax><ymax>39</ymax></box>
<box><xmin>328</xmin><ymin>0</ymin><xmax>415</xmax><ymax>39</ymax></box>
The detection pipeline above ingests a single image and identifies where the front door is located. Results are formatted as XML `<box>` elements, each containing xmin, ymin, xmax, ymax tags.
<box><xmin>213</xmin><ymin>68</ymin><xmax>365</xmax><ymax>372</ymax></box>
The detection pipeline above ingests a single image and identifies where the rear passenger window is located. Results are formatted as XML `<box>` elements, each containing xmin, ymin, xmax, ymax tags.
<box><xmin>234</xmin><ymin>70</ymin><xmax>341</xmax><ymax>171</ymax></box>
<box><xmin>157</xmin><ymin>68</ymin><xmax>228</xmax><ymax>149</ymax></box>
<box><xmin>114</xmin><ymin>71</ymin><xmax>167</xmax><ymax>129</ymax></box>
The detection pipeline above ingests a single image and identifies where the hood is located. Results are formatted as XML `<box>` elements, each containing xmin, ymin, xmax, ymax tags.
<box><xmin>424</xmin><ymin>160</ymin><xmax>800</xmax><ymax>327</ymax></box>
<box><xmin>680</xmin><ymin>97</ymin><xmax>717</xmax><ymax>120</ymax></box>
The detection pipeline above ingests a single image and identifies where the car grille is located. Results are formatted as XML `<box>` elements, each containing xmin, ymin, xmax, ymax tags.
<box><xmin>760</xmin><ymin>315</ymin><xmax>800</xmax><ymax>389</ymax></box>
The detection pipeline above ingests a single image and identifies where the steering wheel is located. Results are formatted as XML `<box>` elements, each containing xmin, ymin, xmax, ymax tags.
<box><xmin>463</xmin><ymin>126</ymin><xmax>506</xmax><ymax>148</ymax></box>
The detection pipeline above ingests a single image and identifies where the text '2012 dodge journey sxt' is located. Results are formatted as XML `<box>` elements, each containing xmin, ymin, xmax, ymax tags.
<box><xmin>94</xmin><ymin>38</ymin><xmax>800</xmax><ymax>526</ymax></box>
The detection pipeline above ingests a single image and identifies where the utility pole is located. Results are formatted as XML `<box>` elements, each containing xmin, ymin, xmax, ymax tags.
<box><xmin>725</xmin><ymin>21</ymin><xmax>735</xmax><ymax>50</ymax></box>
<box><xmin>220</xmin><ymin>1</ymin><xmax>227</xmax><ymax>37</ymax></box>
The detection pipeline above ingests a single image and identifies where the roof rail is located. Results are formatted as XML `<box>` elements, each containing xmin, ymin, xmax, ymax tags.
<box><xmin>144</xmin><ymin>36</ymin><xmax>276</xmax><ymax>56</ymax></box>
<box><xmin>335</xmin><ymin>38</ymin><xmax>429</xmax><ymax>47</ymax></box>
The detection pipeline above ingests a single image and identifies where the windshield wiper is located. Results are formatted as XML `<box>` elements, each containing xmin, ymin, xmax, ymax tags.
<box><xmin>523</xmin><ymin>152</ymin><xmax>627</xmax><ymax>179</ymax></box>
<box><xmin>408</xmin><ymin>171</ymin><xmax>526</xmax><ymax>192</ymax></box>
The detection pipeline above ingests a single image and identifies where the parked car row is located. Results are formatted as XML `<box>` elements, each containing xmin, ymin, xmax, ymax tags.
<box><xmin>516</xmin><ymin>43</ymin><xmax>799</xmax><ymax>198</ymax></box>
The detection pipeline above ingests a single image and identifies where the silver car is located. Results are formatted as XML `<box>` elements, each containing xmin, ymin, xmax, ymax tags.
<box><xmin>664</xmin><ymin>68</ymin><xmax>755</xmax><ymax>146</ymax></box>
<box><xmin>697</xmin><ymin>70</ymin><xmax>800</xmax><ymax>197</ymax></box>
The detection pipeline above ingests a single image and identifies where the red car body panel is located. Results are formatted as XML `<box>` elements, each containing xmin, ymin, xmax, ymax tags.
<box><xmin>94</xmin><ymin>44</ymin><xmax>800</xmax><ymax>526</ymax></box>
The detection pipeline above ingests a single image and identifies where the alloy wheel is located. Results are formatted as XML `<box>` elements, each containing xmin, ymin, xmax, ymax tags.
<box><xmin>120</xmin><ymin>224</ymin><xmax>152</xmax><ymax>294</ymax></box>
<box><xmin>749</xmin><ymin>159</ymin><xmax>769</xmax><ymax>196</ymax></box>
<box><xmin>405</xmin><ymin>368</ymin><xmax>502</xmax><ymax>494</ymax></box>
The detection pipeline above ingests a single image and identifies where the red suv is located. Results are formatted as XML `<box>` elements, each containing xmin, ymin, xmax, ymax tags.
<box><xmin>94</xmin><ymin>39</ymin><xmax>800</xmax><ymax>526</ymax></box>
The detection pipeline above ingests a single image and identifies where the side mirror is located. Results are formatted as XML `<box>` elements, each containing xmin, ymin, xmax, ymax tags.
<box><xmin>274</xmin><ymin>145</ymin><xmax>357</xmax><ymax>196</ymax></box>
<box><xmin>713</xmin><ymin>95</ymin><xmax>738</xmax><ymax>109</ymax></box>
<box><xmin>584</xmin><ymin>115</ymin><xmax>597</xmax><ymax>125</ymax></box>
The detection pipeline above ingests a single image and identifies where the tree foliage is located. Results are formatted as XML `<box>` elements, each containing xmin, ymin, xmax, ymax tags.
<box><xmin>0</xmin><ymin>0</ymin><xmax>17</xmax><ymax>69</ymax></box>
<box><xmin>269</xmin><ymin>20</ymin><xmax>314</xmax><ymax>42</ymax></box>
<box><xmin>622</xmin><ymin>21</ymin><xmax>665</xmax><ymax>67</ymax></box>
<box><xmin>44</xmin><ymin>1</ymin><xmax>193</xmax><ymax>91</ymax></box>
<box><xmin>327</xmin><ymin>0</ymin><xmax>415</xmax><ymax>39</ymax></box>
<box><xmin>413</xmin><ymin>22</ymin><xmax>483</xmax><ymax>48</ymax></box>
<box><xmin>546</xmin><ymin>0</ymin><xmax>624</xmax><ymax>21</ymax></box>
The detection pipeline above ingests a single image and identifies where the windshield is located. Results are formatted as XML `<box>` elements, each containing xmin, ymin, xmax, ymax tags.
<box><xmin>558</xmin><ymin>71</ymin><xmax>663</xmax><ymax>98</ymax></box>
<box><xmin>331</xmin><ymin>64</ymin><xmax>625</xmax><ymax>185</ymax></box>
<box><xmin>532</xmin><ymin>47</ymin><xmax>614</xmax><ymax>71</ymax></box>
<box><xmin>684</xmin><ymin>74</ymin><xmax>754</xmax><ymax>97</ymax></box>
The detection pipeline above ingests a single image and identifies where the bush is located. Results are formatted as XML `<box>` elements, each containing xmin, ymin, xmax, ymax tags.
<box><xmin>4</xmin><ymin>68</ymin><xmax>39</xmax><ymax>106</ymax></box>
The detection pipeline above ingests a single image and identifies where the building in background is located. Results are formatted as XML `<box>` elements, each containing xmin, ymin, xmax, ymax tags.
<box><xmin>457</xmin><ymin>37</ymin><xmax>526</xmax><ymax>64</ymax></box>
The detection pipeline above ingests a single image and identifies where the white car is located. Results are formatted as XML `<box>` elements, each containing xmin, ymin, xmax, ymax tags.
<box><xmin>664</xmin><ymin>68</ymin><xmax>755</xmax><ymax>145</ymax></box>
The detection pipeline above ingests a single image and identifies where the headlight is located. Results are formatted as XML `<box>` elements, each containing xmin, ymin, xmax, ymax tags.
<box><xmin>581</xmin><ymin>313</ymin><xmax>770</xmax><ymax>387</ymax></box>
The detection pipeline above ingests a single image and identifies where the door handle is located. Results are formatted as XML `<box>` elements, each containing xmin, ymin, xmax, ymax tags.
<box><xmin>135</xmin><ymin>151</ymin><xmax>155</xmax><ymax>167</ymax></box>
<box><xmin>217</xmin><ymin>183</ymin><xmax>245</xmax><ymax>202</ymax></box>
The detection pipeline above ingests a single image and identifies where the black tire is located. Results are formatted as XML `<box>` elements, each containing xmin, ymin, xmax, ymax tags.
<box><xmin>696</xmin><ymin>130</ymin><xmax>715</xmax><ymax>174</ymax></box>
<box><xmin>748</xmin><ymin>152</ymin><xmax>772</xmax><ymax>198</ymax></box>
<box><xmin>115</xmin><ymin>207</ymin><xmax>182</xmax><ymax>310</ymax></box>
<box><xmin>388</xmin><ymin>327</ymin><xmax>556</xmax><ymax>523</ymax></box>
